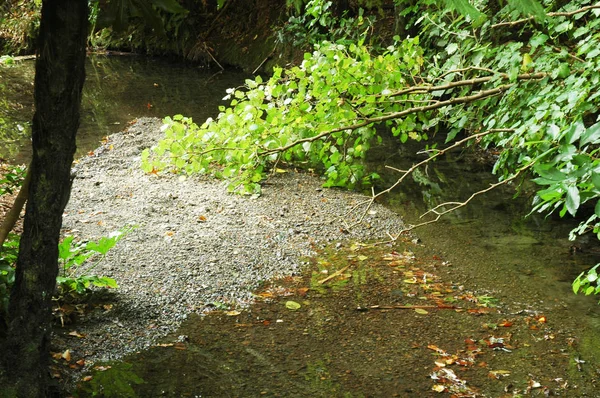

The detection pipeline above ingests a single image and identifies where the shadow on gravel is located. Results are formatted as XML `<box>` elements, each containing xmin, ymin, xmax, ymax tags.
<box><xmin>72</xmin><ymin>238</ymin><xmax>599</xmax><ymax>397</ymax></box>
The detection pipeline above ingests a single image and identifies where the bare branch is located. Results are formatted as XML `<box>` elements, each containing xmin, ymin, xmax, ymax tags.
<box><xmin>386</xmin><ymin>164</ymin><xmax>533</xmax><ymax>242</ymax></box>
<box><xmin>341</xmin><ymin>128</ymin><xmax>515</xmax><ymax>230</ymax></box>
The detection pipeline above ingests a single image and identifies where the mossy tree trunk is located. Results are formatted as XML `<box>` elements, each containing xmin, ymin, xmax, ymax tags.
<box><xmin>0</xmin><ymin>1</ymin><xmax>88</xmax><ymax>396</ymax></box>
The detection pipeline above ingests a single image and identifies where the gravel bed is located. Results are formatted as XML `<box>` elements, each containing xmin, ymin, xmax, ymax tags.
<box><xmin>55</xmin><ymin>117</ymin><xmax>406</xmax><ymax>363</ymax></box>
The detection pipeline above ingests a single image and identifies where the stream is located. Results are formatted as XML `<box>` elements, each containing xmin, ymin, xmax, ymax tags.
<box><xmin>2</xmin><ymin>56</ymin><xmax>600</xmax><ymax>396</ymax></box>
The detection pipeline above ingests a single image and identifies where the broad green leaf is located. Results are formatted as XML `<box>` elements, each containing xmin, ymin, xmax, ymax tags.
<box><xmin>566</xmin><ymin>185</ymin><xmax>580</xmax><ymax>216</ymax></box>
<box><xmin>581</xmin><ymin>122</ymin><xmax>600</xmax><ymax>146</ymax></box>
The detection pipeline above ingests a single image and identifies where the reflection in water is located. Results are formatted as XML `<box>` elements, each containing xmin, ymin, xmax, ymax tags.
<box><xmin>369</xmin><ymin>135</ymin><xmax>600</xmax><ymax>331</ymax></box>
<box><xmin>0</xmin><ymin>55</ymin><xmax>246</xmax><ymax>163</ymax></box>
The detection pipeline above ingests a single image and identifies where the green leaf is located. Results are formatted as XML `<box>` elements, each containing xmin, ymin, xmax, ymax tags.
<box><xmin>444</xmin><ymin>0</ymin><xmax>487</xmax><ymax>26</ymax></box>
<box><xmin>581</xmin><ymin>122</ymin><xmax>600</xmax><ymax>146</ymax></box>
<box><xmin>508</xmin><ymin>0</ymin><xmax>546</xmax><ymax>21</ymax></box>
<box><xmin>573</xmin><ymin>277</ymin><xmax>581</xmax><ymax>294</ymax></box>
<box><xmin>566</xmin><ymin>185</ymin><xmax>580</xmax><ymax>216</ymax></box>
<box><xmin>285</xmin><ymin>300</ymin><xmax>301</xmax><ymax>310</ymax></box>
<box><xmin>58</xmin><ymin>236</ymin><xmax>75</xmax><ymax>261</ymax></box>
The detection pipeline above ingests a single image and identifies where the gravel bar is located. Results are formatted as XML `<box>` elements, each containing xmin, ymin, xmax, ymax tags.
<box><xmin>56</xmin><ymin>117</ymin><xmax>406</xmax><ymax>363</ymax></box>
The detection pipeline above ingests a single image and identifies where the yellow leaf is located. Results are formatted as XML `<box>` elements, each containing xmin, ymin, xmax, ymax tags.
<box><xmin>285</xmin><ymin>300</ymin><xmax>301</xmax><ymax>310</ymax></box>
<box><xmin>414</xmin><ymin>308</ymin><xmax>429</xmax><ymax>315</ymax></box>
<box><xmin>432</xmin><ymin>385</ymin><xmax>446</xmax><ymax>392</ymax></box>
<box><xmin>225</xmin><ymin>310</ymin><xmax>241</xmax><ymax>316</ymax></box>
<box><xmin>62</xmin><ymin>349</ymin><xmax>71</xmax><ymax>362</ymax></box>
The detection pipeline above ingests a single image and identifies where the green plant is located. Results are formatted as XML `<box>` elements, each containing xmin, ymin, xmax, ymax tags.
<box><xmin>277</xmin><ymin>0</ymin><xmax>376</xmax><ymax>48</ymax></box>
<box><xmin>56</xmin><ymin>226</ymin><xmax>136</xmax><ymax>295</ymax></box>
<box><xmin>146</xmin><ymin>0</ymin><xmax>600</xmax><ymax>299</ymax></box>
<box><xmin>0</xmin><ymin>233</ymin><xmax>19</xmax><ymax>315</ymax></box>
<box><xmin>0</xmin><ymin>165</ymin><xmax>26</xmax><ymax>196</ymax></box>
<box><xmin>142</xmin><ymin>37</ymin><xmax>424</xmax><ymax>194</ymax></box>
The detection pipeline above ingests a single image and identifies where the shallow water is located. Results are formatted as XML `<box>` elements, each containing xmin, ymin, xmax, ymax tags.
<box><xmin>3</xmin><ymin>57</ymin><xmax>600</xmax><ymax>396</ymax></box>
<box><xmin>0</xmin><ymin>55</ymin><xmax>246</xmax><ymax>162</ymax></box>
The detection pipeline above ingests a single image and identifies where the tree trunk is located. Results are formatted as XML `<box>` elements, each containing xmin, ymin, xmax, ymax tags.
<box><xmin>0</xmin><ymin>1</ymin><xmax>88</xmax><ymax>396</ymax></box>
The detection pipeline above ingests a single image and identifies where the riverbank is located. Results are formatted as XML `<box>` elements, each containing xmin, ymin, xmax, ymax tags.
<box><xmin>53</xmin><ymin>117</ymin><xmax>406</xmax><ymax>366</ymax></box>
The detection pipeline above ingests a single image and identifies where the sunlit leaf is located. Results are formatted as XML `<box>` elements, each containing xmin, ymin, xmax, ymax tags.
<box><xmin>285</xmin><ymin>300</ymin><xmax>301</xmax><ymax>310</ymax></box>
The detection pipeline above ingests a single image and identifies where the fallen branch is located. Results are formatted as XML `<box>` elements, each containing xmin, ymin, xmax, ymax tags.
<box><xmin>356</xmin><ymin>304</ymin><xmax>460</xmax><ymax>311</ymax></box>
<box><xmin>259</xmin><ymin>71</ymin><xmax>548</xmax><ymax>158</ymax></box>
<box><xmin>382</xmin><ymin>163</ymin><xmax>534</xmax><ymax>242</ymax></box>
<box><xmin>259</xmin><ymin>84</ymin><xmax>518</xmax><ymax>158</ymax></box>
<box><xmin>342</xmin><ymin>128</ymin><xmax>514</xmax><ymax>230</ymax></box>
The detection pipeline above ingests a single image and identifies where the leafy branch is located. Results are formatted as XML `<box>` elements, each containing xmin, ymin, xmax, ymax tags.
<box><xmin>491</xmin><ymin>3</ymin><xmax>600</xmax><ymax>29</ymax></box>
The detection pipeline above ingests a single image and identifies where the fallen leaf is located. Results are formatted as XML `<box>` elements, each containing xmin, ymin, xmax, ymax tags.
<box><xmin>498</xmin><ymin>320</ymin><xmax>513</xmax><ymax>327</ymax></box>
<box><xmin>357</xmin><ymin>255</ymin><xmax>368</xmax><ymax>261</ymax></box>
<box><xmin>83</xmin><ymin>376</ymin><xmax>93</xmax><ymax>382</ymax></box>
<box><xmin>432</xmin><ymin>385</ymin><xmax>446</xmax><ymax>392</ymax></box>
<box><xmin>488</xmin><ymin>370</ymin><xmax>511</xmax><ymax>379</ymax></box>
<box><xmin>414</xmin><ymin>308</ymin><xmax>429</xmax><ymax>315</ymax></box>
<box><xmin>93</xmin><ymin>365</ymin><xmax>111</xmax><ymax>371</ymax></box>
<box><xmin>537</xmin><ymin>315</ymin><xmax>547</xmax><ymax>323</ymax></box>
<box><xmin>198</xmin><ymin>215</ymin><xmax>207</xmax><ymax>222</ymax></box>
<box><xmin>76</xmin><ymin>359</ymin><xmax>86</xmax><ymax>366</ymax></box>
<box><xmin>68</xmin><ymin>330</ymin><xmax>85</xmax><ymax>338</ymax></box>
<box><xmin>225</xmin><ymin>310</ymin><xmax>241</xmax><ymax>316</ymax></box>
<box><xmin>62</xmin><ymin>350</ymin><xmax>71</xmax><ymax>362</ymax></box>
<box><xmin>285</xmin><ymin>301</ymin><xmax>301</xmax><ymax>310</ymax></box>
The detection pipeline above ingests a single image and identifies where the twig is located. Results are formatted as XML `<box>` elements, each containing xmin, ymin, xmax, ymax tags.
<box><xmin>426</xmin><ymin>14</ymin><xmax>476</xmax><ymax>39</ymax></box>
<box><xmin>386</xmin><ymin>163</ymin><xmax>534</xmax><ymax>241</ymax></box>
<box><xmin>253</xmin><ymin>46</ymin><xmax>277</xmax><ymax>75</ymax></box>
<box><xmin>206</xmin><ymin>49</ymin><xmax>224</xmax><ymax>71</ymax></box>
<box><xmin>437</xmin><ymin>66</ymin><xmax>499</xmax><ymax>81</ymax></box>
<box><xmin>356</xmin><ymin>304</ymin><xmax>460</xmax><ymax>311</ymax></box>
<box><xmin>342</xmin><ymin>128</ymin><xmax>514</xmax><ymax>228</ymax></box>
<box><xmin>318</xmin><ymin>265</ymin><xmax>351</xmax><ymax>284</ymax></box>
<box><xmin>491</xmin><ymin>4</ymin><xmax>600</xmax><ymax>29</ymax></box>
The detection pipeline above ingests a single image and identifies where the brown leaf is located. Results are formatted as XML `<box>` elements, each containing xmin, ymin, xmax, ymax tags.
<box><xmin>62</xmin><ymin>350</ymin><xmax>71</xmax><ymax>362</ymax></box>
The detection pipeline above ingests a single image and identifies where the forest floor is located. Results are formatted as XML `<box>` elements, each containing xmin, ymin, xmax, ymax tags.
<box><xmin>3</xmin><ymin>119</ymin><xmax>600</xmax><ymax>397</ymax></box>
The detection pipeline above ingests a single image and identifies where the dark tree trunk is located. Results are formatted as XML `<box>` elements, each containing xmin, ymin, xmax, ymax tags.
<box><xmin>0</xmin><ymin>1</ymin><xmax>88</xmax><ymax>396</ymax></box>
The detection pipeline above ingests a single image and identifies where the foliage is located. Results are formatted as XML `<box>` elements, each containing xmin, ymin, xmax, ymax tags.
<box><xmin>144</xmin><ymin>0</ymin><xmax>600</xmax><ymax>298</ymax></box>
<box><xmin>0</xmin><ymin>233</ymin><xmax>18</xmax><ymax>315</ymax></box>
<box><xmin>0</xmin><ymin>0</ymin><xmax>41</xmax><ymax>54</ymax></box>
<box><xmin>56</xmin><ymin>226</ymin><xmax>136</xmax><ymax>296</ymax></box>
<box><xmin>142</xmin><ymin>38</ymin><xmax>425</xmax><ymax>193</ymax></box>
<box><xmin>0</xmin><ymin>225</ymin><xmax>133</xmax><ymax>319</ymax></box>
<box><xmin>0</xmin><ymin>165</ymin><xmax>26</xmax><ymax>196</ymax></box>
<box><xmin>277</xmin><ymin>0</ymin><xmax>376</xmax><ymax>48</ymax></box>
